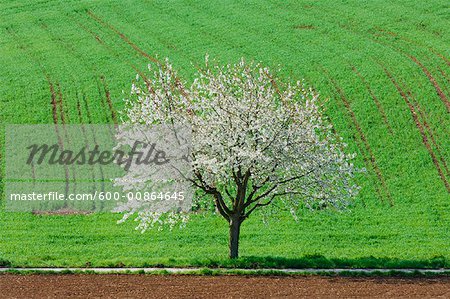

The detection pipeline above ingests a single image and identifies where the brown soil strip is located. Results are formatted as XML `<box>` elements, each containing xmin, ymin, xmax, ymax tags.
<box><xmin>327</xmin><ymin>76</ymin><xmax>393</xmax><ymax>205</ymax></box>
<box><xmin>78</xmin><ymin>12</ymin><xmax>189</xmax><ymax>100</ymax></box>
<box><xmin>57</xmin><ymin>83</ymin><xmax>79</xmax><ymax>194</ymax></box>
<box><xmin>324</xmin><ymin>113</ymin><xmax>367</xmax><ymax>207</ymax></box>
<box><xmin>94</xmin><ymin>78</ymin><xmax>113</xmax><ymax>123</ymax></box>
<box><xmin>76</xmin><ymin>97</ymin><xmax>99</xmax><ymax>193</ymax></box>
<box><xmin>86</xmin><ymin>10</ymin><xmax>158</xmax><ymax>63</ymax></box>
<box><xmin>351</xmin><ymin>65</ymin><xmax>393</xmax><ymax>134</ymax></box>
<box><xmin>373</xmin><ymin>28</ymin><xmax>450</xmax><ymax>68</ymax></box>
<box><xmin>294</xmin><ymin>25</ymin><xmax>315</xmax><ymax>30</ymax></box>
<box><xmin>45</xmin><ymin>76</ymin><xmax>70</xmax><ymax>197</ymax></box>
<box><xmin>381</xmin><ymin>65</ymin><xmax>450</xmax><ymax>192</ymax></box>
<box><xmin>76</xmin><ymin>98</ymin><xmax>85</xmax><ymax>124</ymax></box>
<box><xmin>431</xmin><ymin>49</ymin><xmax>450</xmax><ymax>67</ymax></box>
<box><xmin>0</xmin><ymin>274</ymin><xmax>449</xmax><ymax>299</ymax></box>
<box><xmin>438</xmin><ymin>67</ymin><xmax>450</xmax><ymax>83</ymax></box>
<box><xmin>46</xmin><ymin>77</ymin><xmax>59</xmax><ymax>125</ymax></box>
<box><xmin>437</xmin><ymin>67</ymin><xmax>450</xmax><ymax>96</ymax></box>
<box><xmin>100</xmin><ymin>76</ymin><xmax>118</xmax><ymax>124</ymax></box>
<box><xmin>73</xmin><ymin>17</ymin><xmax>150</xmax><ymax>83</ymax></box>
<box><xmin>369</xmin><ymin>34</ymin><xmax>450</xmax><ymax>113</ymax></box>
<box><xmin>408</xmin><ymin>55</ymin><xmax>450</xmax><ymax>112</ymax></box>
<box><xmin>70</xmin><ymin>16</ymin><xmax>106</xmax><ymax>46</ymax></box>
<box><xmin>81</xmin><ymin>93</ymin><xmax>107</xmax><ymax>193</ymax></box>
<box><xmin>413</xmin><ymin>101</ymin><xmax>450</xmax><ymax>177</ymax></box>
<box><xmin>56</xmin><ymin>84</ymin><xmax>68</xmax><ymax>125</ymax></box>
<box><xmin>39</xmin><ymin>19</ymin><xmax>115</xmax><ymax>126</ymax></box>
<box><xmin>6</xmin><ymin>27</ymin><xmax>75</xmax><ymax>196</ymax></box>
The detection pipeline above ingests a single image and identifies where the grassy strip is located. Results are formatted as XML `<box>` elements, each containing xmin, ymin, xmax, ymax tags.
<box><xmin>1</xmin><ymin>255</ymin><xmax>448</xmax><ymax>270</ymax></box>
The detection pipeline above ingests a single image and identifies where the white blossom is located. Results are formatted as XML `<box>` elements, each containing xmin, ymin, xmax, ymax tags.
<box><xmin>119</xmin><ymin>56</ymin><xmax>359</xmax><ymax>234</ymax></box>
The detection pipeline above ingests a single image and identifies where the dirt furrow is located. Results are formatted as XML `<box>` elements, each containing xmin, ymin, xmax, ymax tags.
<box><xmin>79</xmin><ymin>12</ymin><xmax>191</xmax><ymax>101</ymax></box>
<box><xmin>6</xmin><ymin>27</ymin><xmax>74</xmax><ymax>198</ymax></box>
<box><xmin>351</xmin><ymin>65</ymin><xmax>393</xmax><ymax>134</ymax></box>
<box><xmin>381</xmin><ymin>65</ymin><xmax>450</xmax><ymax>192</ymax></box>
<box><xmin>331</xmin><ymin>80</ymin><xmax>393</xmax><ymax>204</ymax></box>
<box><xmin>323</xmin><ymin>71</ymin><xmax>392</xmax><ymax>205</ymax></box>
<box><xmin>45</xmin><ymin>76</ymin><xmax>70</xmax><ymax>198</ymax></box>
<box><xmin>368</xmin><ymin>34</ymin><xmax>450</xmax><ymax>113</ymax></box>
<box><xmin>408</xmin><ymin>55</ymin><xmax>450</xmax><ymax>112</ymax></box>
<box><xmin>73</xmin><ymin>17</ymin><xmax>151</xmax><ymax>83</ymax></box>
<box><xmin>86</xmin><ymin>10</ymin><xmax>158</xmax><ymax>63</ymax></box>
<box><xmin>76</xmin><ymin>98</ymin><xmax>99</xmax><ymax>194</ymax></box>
<box><xmin>437</xmin><ymin>67</ymin><xmax>450</xmax><ymax>97</ymax></box>
<box><xmin>81</xmin><ymin>93</ymin><xmax>107</xmax><ymax>193</ymax></box>
<box><xmin>56</xmin><ymin>84</ymin><xmax>67</xmax><ymax>124</ymax></box>
<box><xmin>100</xmin><ymin>76</ymin><xmax>118</xmax><ymax>124</ymax></box>
<box><xmin>57</xmin><ymin>84</ymin><xmax>79</xmax><ymax>194</ymax></box>
<box><xmin>39</xmin><ymin>20</ymin><xmax>113</xmax><ymax>124</ymax></box>
<box><xmin>1</xmin><ymin>274</ymin><xmax>450</xmax><ymax>299</ymax></box>
<box><xmin>373</xmin><ymin>28</ymin><xmax>450</xmax><ymax>68</ymax></box>
<box><xmin>413</xmin><ymin>101</ymin><xmax>450</xmax><ymax>177</ymax></box>
<box><xmin>83</xmin><ymin>11</ymin><xmax>189</xmax><ymax>99</ymax></box>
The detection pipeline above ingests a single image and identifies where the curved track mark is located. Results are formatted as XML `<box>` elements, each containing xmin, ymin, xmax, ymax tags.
<box><xmin>413</xmin><ymin>101</ymin><xmax>450</xmax><ymax>177</ymax></box>
<box><xmin>351</xmin><ymin>65</ymin><xmax>393</xmax><ymax>134</ymax></box>
<box><xmin>45</xmin><ymin>76</ymin><xmax>70</xmax><ymax>197</ymax></box>
<box><xmin>369</xmin><ymin>35</ymin><xmax>450</xmax><ymax>113</ymax></box>
<box><xmin>83</xmin><ymin>11</ymin><xmax>190</xmax><ymax>99</ymax></box>
<box><xmin>373</xmin><ymin>28</ymin><xmax>450</xmax><ymax>68</ymax></box>
<box><xmin>86</xmin><ymin>10</ymin><xmax>158</xmax><ymax>63</ymax></box>
<box><xmin>408</xmin><ymin>55</ymin><xmax>450</xmax><ymax>112</ymax></box>
<box><xmin>73</xmin><ymin>17</ymin><xmax>151</xmax><ymax>83</ymax></box>
<box><xmin>100</xmin><ymin>76</ymin><xmax>118</xmax><ymax>124</ymax></box>
<box><xmin>381</xmin><ymin>65</ymin><xmax>450</xmax><ymax>192</ymax></box>
<box><xmin>324</xmin><ymin>72</ymin><xmax>393</xmax><ymax>205</ymax></box>
<box><xmin>76</xmin><ymin>97</ymin><xmax>99</xmax><ymax>194</ymax></box>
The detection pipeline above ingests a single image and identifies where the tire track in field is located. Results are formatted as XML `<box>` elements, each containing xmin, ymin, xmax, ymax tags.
<box><xmin>56</xmin><ymin>83</ymin><xmax>81</xmax><ymax>195</ymax></box>
<box><xmin>38</xmin><ymin>20</ymin><xmax>114</xmax><ymax>125</ymax></box>
<box><xmin>83</xmin><ymin>11</ymin><xmax>190</xmax><ymax>99</ymax></box>
<box><xmin>436</xmin><ymin>67</ymin><xmax>450</xmax><ymax>97</ymax></box>
<box><xmin>322</xmin><ymin>18</ymin><xmax>450</xmax><ymax>108</ymax></box>
<box><xmin>100</xmin><ymin>76</ymin><xmax>118</xmax><ymax>124</ymax></box>
<box><xmin>411</xmin><ymin>96</ymin><xmax>450</xmax><ymax>177</ymax></box>
<box><xmin>86</xmin><ymin>10</ymin><xmax>158</xmax><ymax>63</ymax></box>
<box><xmin>73</xmin><ymin>14</ymin><xmax>161</xmax><ymax>102</ymax></box>
<box><xmin>45</xmin><ymin>75</ymin><xmax>71</xmax><ymax>198</ymax></box>
<box><xmin>380</xmin><ymin>64</ymin><xmax>450</xmax><ymax>192</ymax></box>
<box><xmin>324</xmin><ymin>112</ymin><xmax>368</xmax><ymax>207</ymax></box>
<box><xmin>78</xmin><ymin>91</ymin><xmax>107</xmax><ymax>194</ymax></box>
<box><xmin>438</xmin><ymin>67</ymin><xmax>450</xmax><ymax>85</ymax></box>
<box><xmin>370</xmin><ymin>31</ymin><xmax>450</xmax><ymax>108</ymax></box>
<box><xmin>6</xmin><ymin>26</ymin><xmax>83</xmax><ymax>199</ymax></box>
<box><xmin>72</xmin><ymin>14</ymin><xmax>162</xmax><ymax>105</ymax></box>
<box><xmin>407</xmin><ymin>55</ymin><xmax>450</xmax><ymax>112</ymax></box>
<box><xmin>350</xmin><ymin>65</ymin><xmax>393</xmax><ymax>134</ymax></box>
<box><xmin>323</xmin><ymin>69</ymin><xmax>393</xmax><ymax>205</ymax></box>
<box><xmin>76</xmin><ymin>98</ymin><xmax>100</xmax><ymax>195</ymax></box>
<box><xmin>372</xmin><ymin>28</ymin><xmax>450</xmax><ymax>69</ymax></box>
<box><xmin>72</xmin><ymin>16</ymin><xmax>151</xmax><ymax>81</ymax></box>
<box><xmin>368</xmin><ymin>35</ymin><xmax>450</xmax><ymax>113</ymax></box>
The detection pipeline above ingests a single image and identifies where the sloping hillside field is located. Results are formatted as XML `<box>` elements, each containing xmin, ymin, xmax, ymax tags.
<box><xmin>0</xmin><ymin>1</ymin><xmax>449</xmax><ymax>268</ymax></box>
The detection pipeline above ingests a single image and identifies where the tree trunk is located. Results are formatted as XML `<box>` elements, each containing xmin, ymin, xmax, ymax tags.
<box><xmin>229</xmin><ymin>216</ymin><xmax>242</xmax><ymax>259</ymax></box>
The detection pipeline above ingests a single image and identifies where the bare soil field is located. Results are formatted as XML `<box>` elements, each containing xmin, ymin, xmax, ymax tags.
<box><xmin>0</xmin><ymin>274</ymin><xmax>449</xmax><ymax>298</ymax></box>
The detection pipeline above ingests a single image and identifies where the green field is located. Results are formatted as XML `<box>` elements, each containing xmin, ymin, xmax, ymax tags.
<box><xmin>0</xmin><ymin>0</ymin><xmax>449</xmax><ymax>268</ymax></box>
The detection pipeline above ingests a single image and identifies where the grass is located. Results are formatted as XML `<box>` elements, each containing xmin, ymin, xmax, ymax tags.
<box><xmin>0</xmin><ymin>0</ymin><xmax>449</xmax><ymax>268</ymax></box>
<box><xmin>0</xmin><ymin>208</ymin><xmax>448</xmax><ymax>268</ymax></box>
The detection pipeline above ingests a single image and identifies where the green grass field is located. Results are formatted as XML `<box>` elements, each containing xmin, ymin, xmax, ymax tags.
<box><xmin>0</xmin><ymin>0</ymin><xmax>449</xmax><ymax>268</ymax></box>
